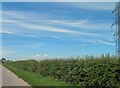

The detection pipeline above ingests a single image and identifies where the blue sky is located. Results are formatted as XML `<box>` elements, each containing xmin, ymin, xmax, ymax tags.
<box><xmin>2</xmin><ymin>0</ymin><xmax>120</xmax><ymax>2</ymax></box>
<box><xmin>1</xmin><ymin>2</ymin><xmax>116</xmax><ymax>60</ymax></box>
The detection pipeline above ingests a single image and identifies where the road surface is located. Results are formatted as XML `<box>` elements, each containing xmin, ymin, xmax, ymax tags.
<box><xmin>2</xmin><ymin>65</ymin><xmax>31</xmax><ymax>87</ymax></box>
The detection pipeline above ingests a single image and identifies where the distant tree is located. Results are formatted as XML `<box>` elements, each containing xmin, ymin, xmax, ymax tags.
<box><xmin>2</xmin><ymin>58</ymin><xmax>6</xmax><ymax>63</ymax></box>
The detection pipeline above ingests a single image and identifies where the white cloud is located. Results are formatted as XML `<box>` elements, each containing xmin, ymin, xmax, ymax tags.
<box><xmin>90</xmin><ymin>40</ymin><xmax>115</xmax><ymax>45</ymax></box>
<box><xmin>3</xmin><ymin>17</ymin><xmax>105</xmax><ymax>37</ymax></box>
<box><xmin>35</xmin><ymin>54</ymin><xmax>40</xmax><ymax>57</ymax></box>
<box><xmin>0</xmin><ymin>30</ymin><xmax>14</xmax><ymax>34</ymax></box>
<box><xmin>20</xmin><ymin>22</ymin><xmax>101</xmax><ymax>37</ymax></box>
<box><xmin>33</xmin><ymin>54</ymin><xmax>48</xmax><ymax>60</ymax></box>
<box><xmin>2</xmin><ymin>11</ymin><xmax>79</xmax><ymax>34</ymax></box>
<box><xmin>3</xmin><ymin>18</ymin><xmax>110</xmax><ymax>32</ymax></box>
<box><xmin>3</xmin><ymin>17</ymin><xmax>93</xmax><ymax>36</ymax></box>
<box><xmin>2</xmin><ymin>8</ymin><xmax>113</xmax><ymax>40</ymax></box>
<box><xmin>98</xmin><ymin>40</ymin><xmax>115</xmax><ymax>45</ymax></box>
<box><xmin>50</xmin><ymin>19</ymin><xmax>110</xmax><ymax>31</ymax></box>
<box><xmin>51</xmin><ymin>20</ymin><xmax>87</xmax><ymax>25</ymax></box>
<box><xmin>20</xmin><ymin>22</ymin><xmax>78</xmax><ymax>33</ymax></box>
<box><xmin>2</xmin><ymin>19</ymin><xmax>17</xmax><ymax>23</ymax></box>
<box><xmin>45</xmin><ymin>54</ymin><xmax>48</xmax><ymax>57</ymax></box>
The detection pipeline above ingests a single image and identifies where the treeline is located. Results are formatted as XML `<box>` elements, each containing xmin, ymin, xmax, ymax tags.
<box><xmin>4</xmin><ymin>55</ymin><xmax>120</xmax><ymax>87</ymax></box>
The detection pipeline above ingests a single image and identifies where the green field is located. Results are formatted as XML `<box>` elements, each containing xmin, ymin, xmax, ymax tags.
<box><xmin>4</xmin><ymin>55</ymin><xmax>120</xmax><ymax>87</ymax></box>
<box><xmin>4</xmin><ymin>65</ymin><xmax>72</xmax><ymax>87</ymax></box>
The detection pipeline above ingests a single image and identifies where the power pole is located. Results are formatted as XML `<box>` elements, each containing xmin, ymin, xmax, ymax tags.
<box><xmin>112</xmin><ymin>1</ymin><xmax>120</xmax><ymax>58</ymax></box>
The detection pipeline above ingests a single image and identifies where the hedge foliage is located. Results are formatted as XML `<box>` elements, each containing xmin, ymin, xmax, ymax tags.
<box><xmin>5</xmin><ymin>55</ymin><xmax>120</xmax><ymax>87</ymax></box>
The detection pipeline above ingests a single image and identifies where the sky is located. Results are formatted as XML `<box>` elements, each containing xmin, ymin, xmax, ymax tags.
<box><xmin>1</xmin><ymin>0</ymin><xmax>120</xmax><ymax>2</ymax></box>
<box><xmin>1</xmin><ymin>2</ymin><xmax>117</xmax><ymax>60</ymax></box>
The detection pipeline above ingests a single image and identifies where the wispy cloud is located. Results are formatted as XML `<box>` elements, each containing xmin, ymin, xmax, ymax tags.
<box><xmin>90</xmin><ymin>40</ymin><xmax>115</xmax><ymax>45</ymax></box>
<box><xmin>0</xmin><ymin>30</ymin><xmax>14</xmax><ymax>34</ymax></box>
<box><xmin>3</xmin><ymin>15</ymin><xmax>96</xmax><ymax>36</ymax></box>
<box><xmin>98</xmin><ymin>40</ymin><xmax>115</xmax><ymax>45</ymax></box>
<box><xmin>20</xmin><ymin>22</ymin><xmax>78</xmax><ymax>33</ymax></box>
<box><xmin>2</xmin><ymin>12</ymin><xmax>113</xmax><ymax>45</ymax></box>
<box><xmin>3</xmin><ymin>11</ymin><xmax>79</xmax><ymax>34</ymax></box>
<box><xmin>3</xmin><ymin>19</ymin><xmax>78</xmax><ymax>34</ymax></box>
<box><xmin>49</xmin><ymin>18</ymin><xmax>112</xmax><ymax>32</ymax></box>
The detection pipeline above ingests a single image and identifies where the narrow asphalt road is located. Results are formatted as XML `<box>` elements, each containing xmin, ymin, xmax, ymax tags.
<box><xmin>2</xmin><ymin>65</ymin><xmax>30</xmax><ymax>87</ymax></box>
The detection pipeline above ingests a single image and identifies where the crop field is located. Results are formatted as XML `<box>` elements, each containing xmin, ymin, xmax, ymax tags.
<box><xmin>4</xmin><ymin>55</ymin><xmax>120</xmax><ymax>87</ymax></box>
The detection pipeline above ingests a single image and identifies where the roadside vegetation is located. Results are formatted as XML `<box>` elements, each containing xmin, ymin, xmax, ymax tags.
<box><xmin>3</xmin><ymin>55</ymin><xmax>120</xmax><ymax>87</ymax></box>
<box><xmin>4</xmin><ymin>65</ymin><xmax>72</xmax><ymax>87</ymax></box>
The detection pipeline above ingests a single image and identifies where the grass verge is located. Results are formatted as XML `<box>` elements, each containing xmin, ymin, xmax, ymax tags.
<box><xmin>3</xmin><ymin>65</ymin><xmax>72</xmax><ymax>87</ymax></box>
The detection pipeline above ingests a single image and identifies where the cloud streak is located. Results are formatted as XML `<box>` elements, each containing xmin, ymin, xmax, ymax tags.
<box><xmin>20</xmin><ymin>22</ymin><xmax>78</xmax><ymax>33</ymax></box>
<box><xmin>2</xmin><ymin>11</ymin><xmax>79</xmax><ymax>34</ymax></box>
<box><xmin>90</xmin><ymin>40</ymin><xmax>115</xmax><ymax>45</ymax></box>
<box><xmin>50</xmin><ymin>19</ymin><xmax>110</xmax><ymax>31</ymax></box>
<box><xmin>3</xmin><ymin>15</ymin><xmax>99</xmax><ymax>37</ymax></box>
<box><xmin>0</xmin><ymin>30</ymin><xmax>14</xmax><ymax>34</ymax></box>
